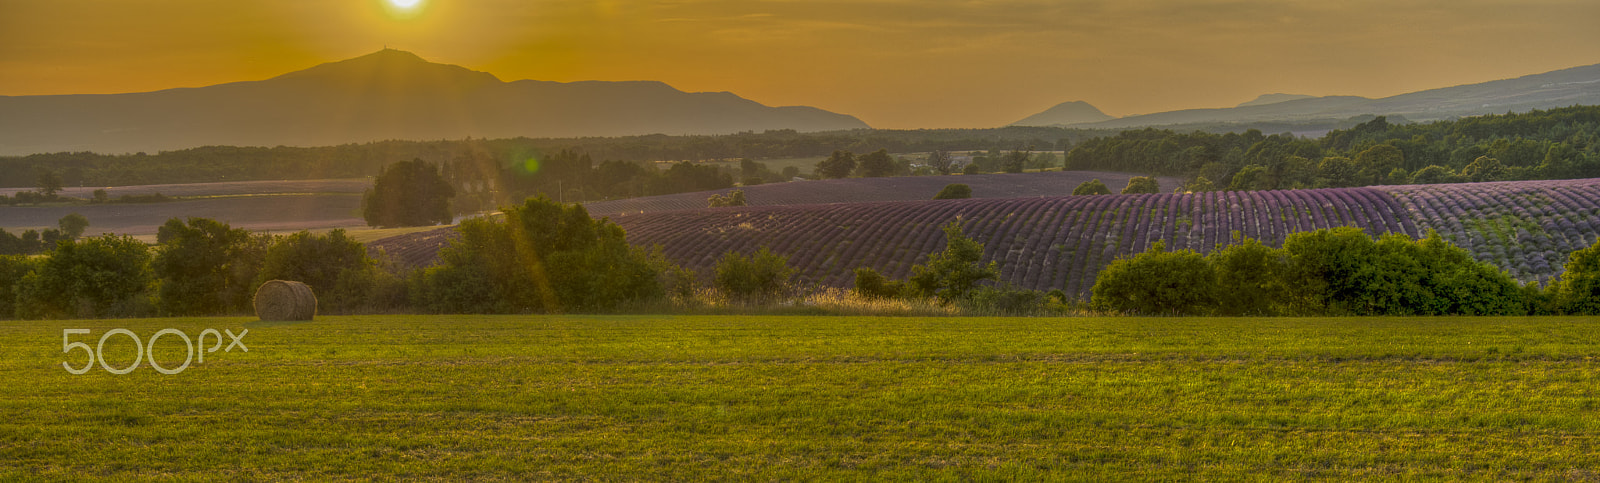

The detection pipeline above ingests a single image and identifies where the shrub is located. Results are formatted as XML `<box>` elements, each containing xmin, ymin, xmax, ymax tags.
<box><xmin>1121</xmin><ymin>176</ymin><xmax>1160</xmax><ymax>194</ymax></box>
<box><xmin>966</xmin><ymin>284</ymin><xmax>1045</xmax><ymax>315</ymax></box>
<box><xmin>933</xmin><ymin>184</ymin><xmax>972</xmax><ymax>200</ymax></box>
<box><xmin>257</xmin><ymin>229</ymin><xmax>394</xmax><ymax>314</ymax></box>
<box><xmin>708</xmin><ymin>190</ymin><xmax>747</xmax><ymax>207</ymax></box>
<box><xmin>852</xmin><ymin>267</ymin><xmax>905</xmax><ymax>299</ymax></box>
<box><xmin>714</xmin><ymin>247</ymin><xmax>795</xmax><ymax>304</ymax></box>
<box><xmin>1090</xmin><ymin>241</ymin><xmax>1217</xmax><ymax>315</ymax></box>
<box><xmin>15</xmin><ymin>235</ymin><xmax>154</xmax><ymax>319</ymax></box>
<box><xmin>0</xmin><ymin>255</ymin><xmax>40</xmax><ymax>319</ymax></box>
<box><xmin>909</xmin><ymin>221</ymin><xmax>999</xmax><ymax>304</ymax></box>
<box><xmin>1552</xmin><ymin>239</ymin><xmax>1600</xmax><ymax>315</ymax></box>
<box><xmin>1072</xmin><ymin>179</ymin><xmax>1112</xmax><ymax>196</ymax></box>
<box><xmin>963</xmin><ymin>164</ymin><xmax>981</xmax><ymax>175</ymax></box>
<box><xmin>1207</xmin><ymin>233</ymin><xmax>1289</xmax><ymax>316</ymax></box>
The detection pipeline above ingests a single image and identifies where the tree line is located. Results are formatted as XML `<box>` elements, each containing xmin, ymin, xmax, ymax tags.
<box><xmin>1090</xmin><ymin>228</ymin><xmax>1600</xmax><ymax>316</ymax></box>
<box><xmin>1065</xmin><ymin>107</ymin><xmax>1600</xmax><ymax>191</ymax></box>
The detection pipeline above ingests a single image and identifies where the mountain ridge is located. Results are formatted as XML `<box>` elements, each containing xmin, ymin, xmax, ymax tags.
<box><xmin>0</xmin><ymin>49</ymin><xmax>870</xmax><ymax>155</ymax></box>
<box><xmin>1012</xmin><ymin>62</ymin><xmax>1600</xmax><ymax>129</ymax></box>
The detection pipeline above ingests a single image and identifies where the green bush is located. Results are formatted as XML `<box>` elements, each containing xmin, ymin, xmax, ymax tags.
<box><xmin>1072</xmin><ymin>179</ymin><xmax>1112</xmax><ymax>196</ymax></box>
<box><xmin>966</xmin><ymin>284</ymin><xmax>1045</xmax><ymax>315</ymax></box>
<box><xmin>414</xmin><ymin>197</ymin><xmax>661</xmax><ymax>313</ymax></box>
<box><xmin>1090</xmin><ymin>241</ymin><xmax>1217</xmax><ymax>316</ymax></box>
<box><xmin>1552</xmin><ymin>239</ymin><xmax>1600</xmax><ymax>315</ymax></box>
<box><xmin>933</xmin><ymin>184</ymin><xmax>972</xmax><ymax>200</ymax></box>
<box><xmin>16</xmin><ymin>235</ymin><xmax>154</xmax><ymax>319</ymax></box>
<box><xmin>909</xmin><ymin>221</ymin><xmax>999</xmax><ymax>304</ymax></box>
<box><xmin>852</xmin><ymin>267</ymin><xmax>905</xmax><ymax>300</ymax></box>
<box><xmin>257</xmin><ymin>229</ymin><xmax>395</xmax><ymax>314</ymax></box>
<box><xmin>1121</xmin><ymin>176</ymin><xmax>1161</xmax><ymax>194</ymax></box>
<box><xmin>0</xmin><ymin>255</ymin><xmax>40</xmax><ymax>319</ymax></box>
<box><xmin>714</xmin><ymin>247</ymin><xmax>795</xmax><ymax>304</ymax></box>
<box><xmin>1207</xmin><ymin>233</ymin><xmax>1289</xmax><ymax>316</ymax></box>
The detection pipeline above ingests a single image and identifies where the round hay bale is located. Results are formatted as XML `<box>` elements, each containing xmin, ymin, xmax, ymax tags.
<box><xmin>254</xmin><ymin>280</ymin><xmax>317</xmax><ymax>321</ymax></box>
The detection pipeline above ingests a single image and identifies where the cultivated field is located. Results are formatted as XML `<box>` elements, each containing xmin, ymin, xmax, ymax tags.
<box><xmin>376</xmin><ymin>178</ymin><xmax>1600</xmax><ymax>295</ymax></box>
<box><xmin>583</xmin><ymin>171</ymin><xmax>1182</xmax><ymax>216</ymax></box>
<box><xmin>0</xmin><ymin>179</ymin><xmax>375</xmax><ymax>238</ymax></box>
<box><xmin>4</xmin><ymin>315</ymin><xmax>1599</xmax><ymax>480</ymax></box>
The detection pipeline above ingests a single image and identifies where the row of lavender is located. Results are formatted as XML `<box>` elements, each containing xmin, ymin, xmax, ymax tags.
<box><xmin>1375</xmin><ymin>179</ymin><xmax>1600</xmax><ymax>285</ymax></box>
<box><xmin>611</xmin><ymin>186</ymin><xmax>1434</xmax><ymax>298</ymax></box>
<box><xmin>581</xmin><ymin>171</ymin><xmax>1182</xmax><ymax>217</ymax></box>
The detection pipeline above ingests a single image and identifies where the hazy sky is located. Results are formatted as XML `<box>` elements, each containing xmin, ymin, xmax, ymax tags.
<box><xmin>4</xmin><ymin>0</ymin><xmax>1600</xmax><ymax>129</ymax></box>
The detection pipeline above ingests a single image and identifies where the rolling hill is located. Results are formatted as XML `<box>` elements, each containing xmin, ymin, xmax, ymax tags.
<box><xmin>0</xmin><ymin>49</ymin><xmax>870</xmax><ymax>156</ymax></box>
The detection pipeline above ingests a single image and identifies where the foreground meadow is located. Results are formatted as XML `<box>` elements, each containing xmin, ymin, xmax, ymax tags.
<box><xmin>3</xmin><ymin>315</ymin><xmax>1599</xmax><ymax>480</ymax></box>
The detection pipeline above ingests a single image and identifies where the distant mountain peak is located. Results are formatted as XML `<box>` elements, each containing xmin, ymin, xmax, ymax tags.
<box><xmin>1010</xmin><ymin>100</ymin><xmax>1115</xmax><ymax>126</ymax></box>
<box><xmin>1237</xmin><ymin>93</ymin><xmax>1318</xmax><ymax>108</ymax></box>
<box><xmin>270</xmin><ymin>49</ymin><xmax>502</xmax><ymax>85</ymax></box>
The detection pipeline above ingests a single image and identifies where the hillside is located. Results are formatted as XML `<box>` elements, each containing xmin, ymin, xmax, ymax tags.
<box><xmin>1013</xmin><ymin>62</ymin><xmax>1600</xmax><ymax>129</ymax></box>
<box><xmin>0</xmin><ymin>49</ymin><xmax>869</xmax><ymax>156</ymax></box>
<box><xmin>374</xmin><ymin>178</ymin><xmax>1600</xmax><ymax>298</ymax></box>
<box><xmin>1009</xmin><ymin>101</ymin><xmax>1114</xmax><ymax>127</ymax></box>
<box><xmin>582</xmin><ymin>171</ymin><xmax>1181</xmax><ymax>217</ymax></box>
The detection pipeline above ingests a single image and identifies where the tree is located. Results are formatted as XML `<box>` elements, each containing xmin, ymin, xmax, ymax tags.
<box><xmin>1316</xmin><ymin>156</ymin><xmax>1358</xmax><ymax>187</ymax></box>
<box><xmin>1353</xmin><ymin>144</ymin><xmax>1405</xmax><ymax>184</ymax></box>
<box><xmin>362</xmin><ymin>159</ymin><xmax>456</xmax><ymax>228</ymax></box>
<box><xmin>1552</xmin><ymin>239</ymin><xmax>1600</xmax><ymax>315</ymax></box>
<box><xmin>963</xmin><ymin>164</ymin><xmax>981</xmax><ymax>175</ymax></box>
<box><xmin>1001</xmin><ymin>148</ymin><xmax>1031</xmax><ymax>173</ymax></box>
<box><xmin>933</xmin><ymin>184</ymin><xmax>972</xmax><ymax>200</ymax></box>
<box><xmin>855</xmin><ymin>149</ymin><xmax>896</xmax><ymax>177</ymax></box>
<box><xmin>153</xmin><ymin>218</ymin><xmax>271</xmax><ymax>315</ymax></box>
<box><xmin>909</xmin><ymin>221</ymin><xmax>999</xmax><ymax>303</ymax></box>
<box><xmin>1461</xmin><ymin>156</ymin><xmax>1506</xmax><ymax>182</ymax></box>
<box><xmin>1121</xmin><ymin>176</ymin><xmax>1160</xmax><ymax>194</ymax></box>
<box><xmin>1090</xmin><ymin>241</ymin><xmax>1217</xmax><ymax>315</ymax></box>
<box><xmin>58</xmin><ymin>213</ymin><xmax>88</xmax><ymax>240</ymax></box>
<box><xmin>14</xmin><ymin>235</ymin><xmax>152</xmax><ymax>319</ymax></box>
<box><xmin>1072</xmin><ymin>179</ymin><xmax>1111</xmax><ymax>196</ymax></box>
<box><xmin>714</xmin><ymin>247</ymin><xmax>796</xmax><ymax>304</ymax></box>
<box><xmin>815</xmin><ymin>150</ymin><xmax>857</xmax><ymax>179</ymax></box>
<box><xmin>35</xmin><ymin>168</ymin><xmax>63</xmax><ymax>199</ymax></box>
<box><xmin>1228</xmin><ymin>165</ymin><xmax>1271</xmax><ymax>191</ymax></box>
<box><xmin>414</xmin><ymin>197</ymin><xmax>661</xmax><ymax>313</ymax></box>
<box><xmin>927</xmin><ymin>149</ymin><xmax>955</xmax><ymax>175</ymax></box>
<box><xmin>1410</xmin><ymin>165</ymin><xmax>1459</xmax><ymax>184</ymax></box>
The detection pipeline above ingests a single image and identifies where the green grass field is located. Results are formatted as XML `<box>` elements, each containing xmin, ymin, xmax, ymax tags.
<box><xmin>4</xmin><ymin>315</ymin><xmax>1599</xmax><ymax>480</ymax></box>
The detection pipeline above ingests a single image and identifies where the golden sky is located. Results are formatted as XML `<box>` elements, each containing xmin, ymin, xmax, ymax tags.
<box><xmin>3</xmin><ymin>0</ymin><xmax>1600</xmax><ymax>129</ymax></box>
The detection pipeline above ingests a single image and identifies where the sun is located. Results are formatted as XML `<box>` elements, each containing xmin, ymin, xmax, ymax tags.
<box><xmin>388</xmin><ymin>0</ymin><xmax>423</xmax><ymax>9</ymax></box>
<box><xmin>380</xmin><ymin>0</ymin><xmax>426</xmax><ymax>19</ymax></box>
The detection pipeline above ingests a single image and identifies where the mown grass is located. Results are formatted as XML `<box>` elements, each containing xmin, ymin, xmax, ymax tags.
<box><xmin>3</xmin><ymin>315</ymin><xmax>1599</xmax><ymax>480</ymax></box>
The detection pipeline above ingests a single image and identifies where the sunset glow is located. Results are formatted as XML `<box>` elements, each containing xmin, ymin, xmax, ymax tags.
<box><xmin>2</xmin><ymin>1</ymin><xmax>1599</xmax><ymax>128</ymax></box>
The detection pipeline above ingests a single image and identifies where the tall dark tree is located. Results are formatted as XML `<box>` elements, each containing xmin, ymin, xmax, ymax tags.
<box><xmin>362</xmin><ymin>159</ymin><xmax>456</xmax><ymax>228</ymax></box>
<box><xmin>814</xmin><ymin>150</ymin><xmax>857</xmax><ymax>179</ymax></box>
<box><xmin>927</xmin><ymin>149</ymin><xmax>955</xmax><ymax>175</ymax></box>
<box><xmin>855</xmin><ymin>149</ymin><xmax>896</xmax><ymax>177</ymax></box>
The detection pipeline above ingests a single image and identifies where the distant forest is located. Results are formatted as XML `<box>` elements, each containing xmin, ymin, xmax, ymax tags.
<box><xmin>4</xmin><ymin>106</ymin><xmax>1600</xmax><ymax>200</ymax></box>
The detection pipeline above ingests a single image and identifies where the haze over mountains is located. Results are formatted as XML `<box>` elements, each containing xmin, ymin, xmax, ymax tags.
<box><xmin>0</xmin><ymin>49</ymin><xmax>869</xmax><ymax>156</ymax></box>
<box><xmin>1013</xmin><ymin>62</ymin><xmax>1600</xmax><ymax>129</ymax></box>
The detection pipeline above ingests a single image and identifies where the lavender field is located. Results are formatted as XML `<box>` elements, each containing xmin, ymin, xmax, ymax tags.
<box><xmin>373</xmin><ymin>178</ymin><xmax>1600</xmax><ymax>298</ymax></box>
<box><xmin>581</xmin><ymin>171</ymin><xmax>1181</xmax><ymax>216</ymax></box>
